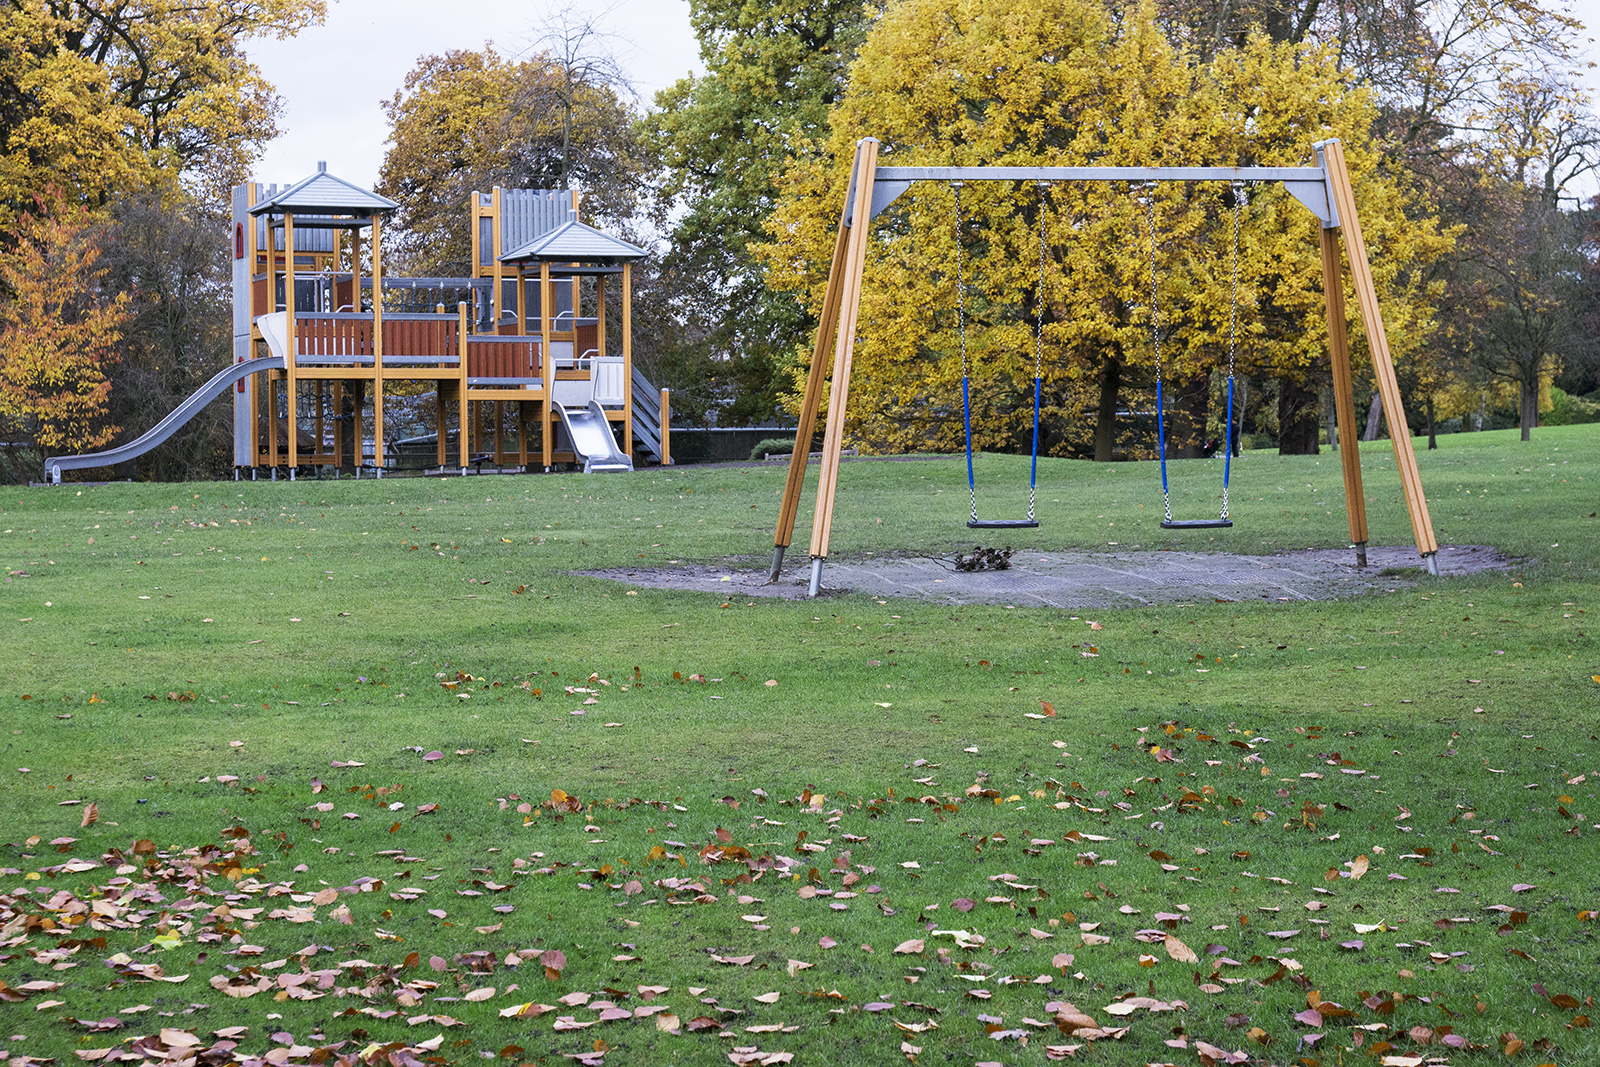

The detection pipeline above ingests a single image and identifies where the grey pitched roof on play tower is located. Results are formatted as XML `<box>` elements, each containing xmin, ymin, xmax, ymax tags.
<box><xmin>500</xmin><ymin>220</ymin><xmax>648</xmax><ymax>264</ymax></box>
<box><xmin>249</xmin><ymin>162</ymin><xmax>398</xmax><ymax>218</ymax></box>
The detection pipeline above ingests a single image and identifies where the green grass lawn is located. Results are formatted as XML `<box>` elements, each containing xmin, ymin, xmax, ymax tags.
<box><xmin>2</xmin><ymin>425</ymin><xmax>1597</xmax><ymax>1066</ymax></box>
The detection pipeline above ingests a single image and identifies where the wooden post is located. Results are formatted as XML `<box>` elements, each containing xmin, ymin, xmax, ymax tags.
<box><xmin>769</xmin><ymin>184</ymin><xmax>857</xmax><ymax>582</ymax></box>
<box><xmin>540</xmin><ymin>261</ymin><xmax>553</xmax><ymax>470</ymax></box>
<box><xmin>371</xmin><ymin>213</ymin><xmax>385</xmax><ymax>474</ymax></box>
<box><xmin>659</xmin><ymin>388</ymin><xmax>671</xmax><ymax>467</ymax></box>
<box><xmin>436</xmin><ymin>386</ymin><xmax>448</xmax><ymax>468</ymax></box>
<box><xmin>805</xmin><ymin>138</ymin><xmax>881</xmax><ymax>595</ymax></box>
<box><xmin>266</xmin><ymin>376</ymin><xmax>279</xmax><ymax>469</ymax></box>
<box><xmin>284</xmin><ymin>213</ymin><xmax>298</xmax><ymax>475</ymax></box>
<box><xmin>621</xmin><ymin>262</ymin><xmax>633</xmax><ymax>459</ymax></box>
<box><xmin>597</xmin><ymin>276</ymin><xmax>607</xmax><ymax>358</ymax></box>
<box><xmin>458</xmin><ymin>300</ymin><xmax>469</xmax><ymax>467</ymax></box>
<box><xmin>1316</xmin><ymin>139</ymin><xmax>1438</xmax><ymax>572</ymax></box>
<box><xmin>1320</xmin><ymin>227</ymin><xmax>1369</xmax><ymax>565</ymax></box>
<box><xmin>246</xmin><ymin>184</ymin><xmax>261</xmax><ymax>471</ymax></box>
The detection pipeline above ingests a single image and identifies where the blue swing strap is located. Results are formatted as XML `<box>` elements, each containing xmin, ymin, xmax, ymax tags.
<box><xmin>957</xmin><ymin>181</ymin><xmax>1043</xmax><ymax>530</ymax></box>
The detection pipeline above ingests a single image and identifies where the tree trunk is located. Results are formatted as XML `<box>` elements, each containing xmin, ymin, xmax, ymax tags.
<box><xmin>1425</xmin><ymin>394</ymin><xmax>1436</xmax><ymax>450</ymax></box>
<box><xmin>1519</xmin><ymin>379</ymin><xmax>1536</xmax><ymax>441</ymax></box>
<box><xmin>1166</xmin><ymin>374</ymin><xmax>1209</xmax><ymax>458</ymax></box>
<box><xmin>1094</xmin><ymin>356</ymin><xmax>1121</xmax><ymax>462</ymax></box>
<box><xmin>1277</xmin><ymin>376</ymin><xmax>1320</xmax><ymax>455</ymax></box>
<box><xmin>1362</xmin><ymin>392</ymin><xmax>1384</xmax><ymax>440</ymax></box>
<box><xmin>560</xmin><ymin>81</ymin><xmax>573</xmax><ymax>189</ymax></box>
<box><xmin>339</xmin><ymin>381</ymin><xmax>361</xmax><ymax>474</ymax></box>
<box><xmin>1323</xmin><ymin>386</ymin><xmax>1338</xmax><ymax>452</ymax></box>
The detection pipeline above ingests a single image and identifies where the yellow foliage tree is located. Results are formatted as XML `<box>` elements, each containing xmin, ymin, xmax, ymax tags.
<box><xmin>761</xmin><ymin>0</ymin><xmax>1452</xmax><ymax>458</ymax></box>
<box><xmin>0</xmin><ymin>195</ymin><xmax>128</xmax><ymax>483</ymax></box>
<box><xmin>0</xmin><ymin>0</ymin><xmax>323</xmax><ymax>225</ymax></box>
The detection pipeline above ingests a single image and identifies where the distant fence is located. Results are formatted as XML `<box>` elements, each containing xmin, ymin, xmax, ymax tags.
<box><xmin>668</xmin><ymin>427</ymin><xmax>799</xmax><ymax>464</ymax></box>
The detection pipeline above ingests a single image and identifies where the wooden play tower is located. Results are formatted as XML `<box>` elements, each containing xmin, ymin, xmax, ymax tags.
<box><xmin>229</xmin><ymin>164</ymin><xmax>669</xmax><ymax>478</ymax></box>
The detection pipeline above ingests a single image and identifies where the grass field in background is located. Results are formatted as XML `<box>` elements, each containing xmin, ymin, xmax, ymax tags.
<box><xmin>1</xmin><ymin>425</ymin><xmax>1597</xmax><ymax>1066</ymax></box>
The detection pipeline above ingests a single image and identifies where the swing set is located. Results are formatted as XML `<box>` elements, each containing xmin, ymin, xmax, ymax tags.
<box><xmin>769</xmin><ymin>137</ymin><xmax>1439</xmax><ymax>596</ymax></box>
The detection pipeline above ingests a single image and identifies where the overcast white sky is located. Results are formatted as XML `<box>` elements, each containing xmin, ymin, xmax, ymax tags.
<box><xmin>247</xmin><ymin>0</ymin><xmax>1600</xmax><ymax>197</ymax></box>
<box><xmin>247</xmin><ymin>0</ymin><xmax>704</xmax><ymax>189</ymax></box>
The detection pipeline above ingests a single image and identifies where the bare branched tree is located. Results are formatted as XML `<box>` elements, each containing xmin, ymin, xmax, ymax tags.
<box><xmin>518</xmin><ymin>2</ymin><xmax>636</xmax><ymax>191</ymax></box>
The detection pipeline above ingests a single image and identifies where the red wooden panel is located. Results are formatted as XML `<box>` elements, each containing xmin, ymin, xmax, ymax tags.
<box><xmin>576</xmin><ymin>323</ymin><xmax>599</xmax><ymax>358</ymax></box>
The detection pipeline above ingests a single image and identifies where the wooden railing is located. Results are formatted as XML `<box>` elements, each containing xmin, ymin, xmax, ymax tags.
<box><xmin>467</xmin><ymin>336</ymin><xmax>541</xmax><ymax>380</ymax></box>
<box><xmin>291</xmin><ymin>311</ymin><xmax>547</xmax><ymax>388</ymax></box>
<box><xmin>295</xmin><ymin>313</ymin><xmax>373</xmax><ymax>361</ymax></box>
<box><xmin>293</xmin><ymin>312</ymin><xmax>462</xmax><ymax>363</ymax></box>
<box><xmin>380</xmin><ymin>314</ymin><xmax>459</xmax><ymax>362</ymax></box>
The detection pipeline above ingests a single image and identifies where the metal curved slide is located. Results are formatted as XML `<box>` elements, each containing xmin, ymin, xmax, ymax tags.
<box><xmin>555</xmin><ymin>401</ymin><xmax>633</xmax><ymax>473</ymax></box>
<box><xmin>44</xmin><ymin>354</ymin><xmax>286</xmax><ymax>484</ymax></box>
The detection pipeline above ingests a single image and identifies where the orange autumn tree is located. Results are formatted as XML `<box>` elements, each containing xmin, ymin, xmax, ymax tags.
<box><xmin>0</xmin><ymin>196</ymin><xmax>128</xmax><ymax>483</ymax></box>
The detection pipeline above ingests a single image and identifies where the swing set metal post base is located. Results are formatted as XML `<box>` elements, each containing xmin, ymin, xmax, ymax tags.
<box><xmin>1423</xmin><ymin>551</ymin><xmax>1438</xmax><ymax>577</ymax></box>
<box><xmin>767</xmin><ymin>544</ymin><xmax>787</xmax><ymax>584</ymax></box>
<box><xmin>808</xmin><ymin>557</ymin><xmax>824</xmax><ymax>598</ymax></box>
<box><xmin>1354</xmin><ymin>541</ymin><xmax>1367</xmax><ymax>567</ymax></box>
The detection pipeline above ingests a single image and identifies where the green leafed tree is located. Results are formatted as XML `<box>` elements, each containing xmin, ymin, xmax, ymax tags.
<box><xmin>760</xmin><ymin>0</ymin><xmax>1449</xmax><ymax>460</ymax></box>
<box><xmin>0</xmin><ymin>194</ymin><xmax>128</xmax><ymax>483</ymax></box>
<box><xmin>643</xmin><ymin>0</ymin><xmax>878</xmax><ymax>426</ymax></box>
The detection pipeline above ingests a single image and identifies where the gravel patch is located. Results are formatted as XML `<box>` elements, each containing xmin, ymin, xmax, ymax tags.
<box><xmin>579</xmin><ymin>543</ymin><xmax>1519</xmax><ymax>608</ymax></box>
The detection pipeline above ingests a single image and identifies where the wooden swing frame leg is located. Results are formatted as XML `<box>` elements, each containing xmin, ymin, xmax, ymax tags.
<box><xmin>1321</xmin><ymin>227</ymin><xmax>1368</xmax><ymax>566</ymax></box>
<box><xmin>805</xmin><ymin>140</ymin><xmax>880</xmax><ymax>596</ymax></box>
<box><xmin>1318</xmin><ymin>140</ymin><xmax>1438</xmax><ymax>575</ymax></box>
<box><xmin>770</xmin><ymin>141</ymin><xmax>879</xmax><ymax>588</ymax></box>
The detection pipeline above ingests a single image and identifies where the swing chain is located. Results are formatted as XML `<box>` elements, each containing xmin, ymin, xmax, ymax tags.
<box><xmin>1228</xmin><ymin>182</ymin><xmax>1242</xmax><ymax>384</ymax></box>
<box><xmin>1221</xmin><ymin>182</ymin><xmax>1244</xmax><ymax>520</ymax></box>
<box><xmin>1029</xmin><ymin>182</ymin><xmax>1050</xmax><ymax>523</ymax></box>
<box><xmin>1036</xmin><ymin>182</ymin><xmax>1048</xmax><ymax>383</ymax></box>
<box><xmin>954</xmin><ymin>182</ymin><xmax>978</xmax><ymax>525</ymax></box>
<box><xmin>1142</xmin><ymin>183</ymin><xmax>1172</xmax><ymax>524</ymax></box>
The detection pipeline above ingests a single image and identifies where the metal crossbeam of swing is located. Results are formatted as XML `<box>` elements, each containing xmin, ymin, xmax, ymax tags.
<box><xmin>876</xmin><ymin>166</ymin><xmax>1324</xmax><ymax>180</ymax></box>
<box><xmin>855</xmin><ymin>166</ymin><xmax>1338</xmax><ymax>228</ymax></box>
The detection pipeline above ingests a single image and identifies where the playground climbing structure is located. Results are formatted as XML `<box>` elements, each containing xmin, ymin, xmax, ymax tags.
<box><xmin>49</xmin><ymin>164</ymin><xmax>669</xmax><ymax>483</ymax></box>
<box><xmin>226</xmin><ymin>165</ymin><xmax>667</xmax><ymax>478</ymax></box>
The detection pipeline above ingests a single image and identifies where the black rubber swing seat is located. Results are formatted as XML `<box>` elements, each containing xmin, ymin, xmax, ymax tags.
<box><xmin>969</xmin><ymin>518</ymin><xmax>1039</xmax><ymax>529</ymax></box>
<box><xmin>1160</xmin><ymin>518</ymin><xmax>1233</xmax><ymax>530</ymax></box>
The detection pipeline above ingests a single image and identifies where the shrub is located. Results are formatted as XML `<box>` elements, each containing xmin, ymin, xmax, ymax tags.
<box><xmin>750</xmin><ymin>437</ymin><xmax>797</xmax><ymax>460</ymax></box>
<box><xmin>1543</xmin><ymin>387</ymin><xmax>1600</xmax><ymax>426</ymax></box>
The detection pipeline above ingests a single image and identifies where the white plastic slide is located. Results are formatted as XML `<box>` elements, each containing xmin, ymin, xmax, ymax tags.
<box><xmin>256</xmin><ymin>311</ymin><xmax>289</xmax><ymax>361</ymax></box>
<box><xmin>44</xmin><ymin>353</ymin><xmax>286</xmax><ymax>483</ymax></box>
<box><xmin>555</xmin><ymin>401</ymin><xmax>633</xmax><ymax>473</ymax></box>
